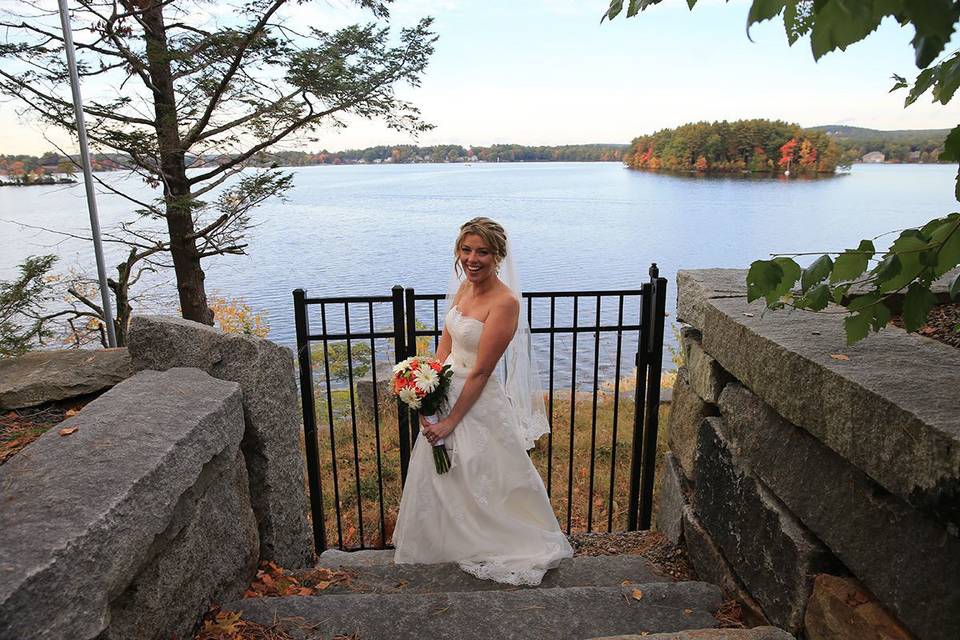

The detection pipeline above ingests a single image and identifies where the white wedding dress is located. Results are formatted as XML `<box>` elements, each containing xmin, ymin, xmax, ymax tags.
<box><xmin>392</xmin><ymin>306</ymin><xmax>573</xmax><ymax>585</ymax></box>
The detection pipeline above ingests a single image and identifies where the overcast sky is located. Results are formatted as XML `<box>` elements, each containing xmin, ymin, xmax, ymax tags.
<box><xmin>3</xmin><ymin>0</ymin><xmax>959</xmax><ymax>155</ymax></box>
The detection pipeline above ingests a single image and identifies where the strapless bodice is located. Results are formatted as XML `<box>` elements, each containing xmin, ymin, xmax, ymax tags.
<box><xmin>445</xmin><ymin>306</ymin><xmax>484</xmax><ymax>370</ymax></box>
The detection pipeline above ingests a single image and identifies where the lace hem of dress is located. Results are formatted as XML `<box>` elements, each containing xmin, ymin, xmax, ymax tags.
<box><xmin>518</xmin><ymin>413</ymin><xmax>550</xmax><ymax>450</ymax></box>
<box><xmin>457</xmin><ymin>560</ymin><xmax>547</xmax><ymax>586</ymax></box>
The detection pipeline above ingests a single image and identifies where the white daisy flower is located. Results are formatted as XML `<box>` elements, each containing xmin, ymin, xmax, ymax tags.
<box><xmin>398</xmin><ymin>386</ymin><xmax>421</xmax><ymax>409</ymax></box>
<box><xmin>392</xmin><ymin>357</ymin><xmax>413</xmax><ymax>375</ymax></box>
<box><xmin>414</xmin><ymin>367</ymin><xmax>439</xmax><ymax>393</ymax></box>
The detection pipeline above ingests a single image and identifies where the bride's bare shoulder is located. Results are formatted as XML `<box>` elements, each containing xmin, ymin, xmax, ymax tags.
<box><xmin>492</xmin><ymin>285</ymin><xmax>519</xmax><ymax>314</ymax></box>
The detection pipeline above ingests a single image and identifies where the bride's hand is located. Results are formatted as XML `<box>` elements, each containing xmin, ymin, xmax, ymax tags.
<box><xmin>422</xmin><ymin>418</ymin><xmax>455</xmax><ymax>444</ymax></box>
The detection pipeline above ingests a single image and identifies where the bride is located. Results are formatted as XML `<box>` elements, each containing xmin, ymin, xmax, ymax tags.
<box><xmin>392</xmin><ymin>217</ymin><xmax>573</xmax><ymax>585</ymax></box>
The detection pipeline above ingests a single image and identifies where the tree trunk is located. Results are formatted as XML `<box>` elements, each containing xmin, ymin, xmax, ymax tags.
<box><xmin>107</xmin><ymin>251</ymin><xmax>135</xmax><ymax>347</ymax></box>
<box><xmin>141</xmin><ymin>0</ymin><xmax>214</xmax><ymax>325</ymax></box>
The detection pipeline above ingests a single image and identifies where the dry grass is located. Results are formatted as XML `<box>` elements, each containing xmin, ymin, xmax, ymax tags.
<box><xmin>306</xmin><ymin>375</ymin><xmax>673</xmax><ymax>549</ymax></box>
<box><xmin>0</xmin><ymin>403</ymin><xmax>82</xmax><ymax>466</ymax></box>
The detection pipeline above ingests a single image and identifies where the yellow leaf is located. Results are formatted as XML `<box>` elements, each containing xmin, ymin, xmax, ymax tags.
<box><xmin>683</xmin><ymin>608</ymin><xmax>693</xmax><ymax>615</ymax></box>
<box><xmin>202</xmin><ymin>610</ymin><xmax>242</xmax><ymax>634</ymax></box>
<box><xmin>65</xmin><ymin>408</ymin><xmax>81</xmax><ymax>417</ymax></box>
<box><xmin>632</xmin><ymin>588</ymin><xmax>643</xmax><ymax>601</ymax></box>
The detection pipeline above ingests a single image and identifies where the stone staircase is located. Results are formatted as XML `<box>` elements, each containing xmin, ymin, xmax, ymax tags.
<box><xmin>221</xmin><ymin>551</ymin><xmax>795</xmax><ymax>640</ymax></box>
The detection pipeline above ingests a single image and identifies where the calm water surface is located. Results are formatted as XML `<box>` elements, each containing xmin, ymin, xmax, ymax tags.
<box><xmin>2</xmin><ymin>162</ymin><xmax>956</xmax><ymax>378</ymax></box>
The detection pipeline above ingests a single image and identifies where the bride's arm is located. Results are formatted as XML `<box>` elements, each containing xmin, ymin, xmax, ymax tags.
<box><xmin>422</xmin><ymin>296</ymin><xmax>519</xmax><ymax>441</ymax></box>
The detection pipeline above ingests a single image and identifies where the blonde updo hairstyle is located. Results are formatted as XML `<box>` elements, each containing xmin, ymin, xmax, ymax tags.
<box><xmin>453</xmin><ymin>217</ymin><xmax>508</xmax><ymax>278</ymax></box>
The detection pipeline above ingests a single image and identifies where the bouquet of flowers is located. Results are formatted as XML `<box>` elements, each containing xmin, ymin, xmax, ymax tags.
<box><xmin>391</xmin><ymin>356</ymin><xmax>455</xmax><ymax>474</ymax></box>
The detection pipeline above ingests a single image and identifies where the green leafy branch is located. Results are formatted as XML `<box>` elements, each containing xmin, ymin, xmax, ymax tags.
<box><xmin>747</xmin><ymin>213</ymin><xmax>960</xmax><ymax>344</ymax></box>
<box><xmin>605</xmin><ymin>0</ymin><xmax>960</xmax><ymax>345</ymax></box>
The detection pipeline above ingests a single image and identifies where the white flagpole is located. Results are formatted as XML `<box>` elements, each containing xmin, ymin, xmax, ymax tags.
<box><xmin>56</xmin><ymin>0</ymin><xmax>117</xmax><ymax>347</ymax></box>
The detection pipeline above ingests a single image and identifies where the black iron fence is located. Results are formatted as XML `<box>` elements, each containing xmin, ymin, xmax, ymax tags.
<box><xmin>293</xmin><ymin>264</ymin><xmax>667</xmax><ymax>553</ymax></box>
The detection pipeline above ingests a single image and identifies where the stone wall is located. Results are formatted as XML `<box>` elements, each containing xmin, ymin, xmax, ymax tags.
<box><xmin>657</xmin><ymin>269</ymin><xmax>960</xmax><ymax>640</ymax></box>
<box><xmin>0</xmin><ymin>348</ymin><xmax>131</xmax><ymax>410</ymax></box>
<box><xmin>0</xmin><ymin>368</ymin><xmax>259</xmax><ymax>640</ymax></box>
<box><xmin>127</xmin><ymin>315</ymin><xmax>314</xmax><ymax>569</ymax></box>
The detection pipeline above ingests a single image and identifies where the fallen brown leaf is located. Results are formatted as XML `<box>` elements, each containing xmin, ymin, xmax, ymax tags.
<box><xmin>829</xmin><ymin>354</ymin><xmax>850</xmax><ymax>361</ymax></box>
<box><xmin>58</xmin><ymin>427</ymin><xmax>78</xmax><ymax>436</ymax></box>
<box><xmin>631</xmin><ymin>588</ymin><xmax>643</xmax><ymax>601</ymax></box>
<box><xmin>201</xmin><ymin>610</ymin><xmax>242</xmax><ymax>635</ymax></box>
<box><xmin>64</xmin><ymin>408</ymin><xmax>81</xmax><ymax>418</ymax></box>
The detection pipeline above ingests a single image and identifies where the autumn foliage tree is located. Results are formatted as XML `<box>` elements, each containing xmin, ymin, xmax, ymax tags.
<box><xmin>778</xmin><ymin>137</ymin><xmax>798</xmax><ymax>169</ymax></box>
<box><xmin>0</xmin><ymin>0</ymin><xmax>436</xmax><ymax>324</ymax></box>
<box><xmin>624</xmin><ymin>119</ymin><xmax>839</xmax><ymax>176</ymax></box>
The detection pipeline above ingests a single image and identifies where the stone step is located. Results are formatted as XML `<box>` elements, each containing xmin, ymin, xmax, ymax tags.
<box><xmin>314</xmin><ymin>554</ymin><xmax>676</xmax><ymax>594</ymax></box>
<box><xmin>318</xmin><ymin>547</ymin><xmax>394</xmax><ymax>566</ymax></box>
<box><xmin>226</xmin><ymin>583</ymin><xmax>724</xmax><ymax>640</ymax></box>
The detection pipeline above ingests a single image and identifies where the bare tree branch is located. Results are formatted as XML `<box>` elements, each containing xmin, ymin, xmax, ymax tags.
<box><xmin>181</xmin><ymin>0</ymin><xmax>289</xmax><ymax>146</ymax></box>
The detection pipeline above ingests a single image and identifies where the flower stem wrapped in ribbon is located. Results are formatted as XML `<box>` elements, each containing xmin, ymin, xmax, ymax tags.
<box><xmin>391</xmin><ymin>356</ymin><xmax>454</xmax><ymax>474</ymax></box>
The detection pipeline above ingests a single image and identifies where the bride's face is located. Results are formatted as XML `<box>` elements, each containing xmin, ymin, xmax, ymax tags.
<box><xmin>459</xmin><ymin>233</ymin><xmax>496</xmax><ymax>284</ymax></box>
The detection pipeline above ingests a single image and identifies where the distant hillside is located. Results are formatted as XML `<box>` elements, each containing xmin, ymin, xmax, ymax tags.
<box><xmin>809</xmin><ymin>125</ymin><xmax>950</xmax><ymax>142</ymax></box>
<box><xmin>808</xmin><ymin>125</ymin><xmax>949</xmax><ymax>163</ymax></box>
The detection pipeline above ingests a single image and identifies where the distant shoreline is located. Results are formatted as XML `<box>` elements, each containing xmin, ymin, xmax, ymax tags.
<box><xmin>0</xmin><ymin>177</ymin><xmax>78</xmax><ymax>187</ymax></box>
<box><xmin>0</xmin><ymin>158</ymin><xmax>949</xmax><ymax>184</ymax></box>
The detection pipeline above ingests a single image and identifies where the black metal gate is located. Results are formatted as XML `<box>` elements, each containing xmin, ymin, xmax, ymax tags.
<box><xmin>293</xmin><ymin>264</ymin><xmax>667</xmax><ymax>553</ymax></box>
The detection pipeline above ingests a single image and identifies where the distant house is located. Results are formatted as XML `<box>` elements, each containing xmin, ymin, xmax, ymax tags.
<box><xmin>908</xmin><ymin>150</ymin><xmax>922</xmax><ymax>162</ymax></box>
<box><xmin>862</xmin><ymin>151</ymin><xmax>885</xmax><ymax>163</ymax></box>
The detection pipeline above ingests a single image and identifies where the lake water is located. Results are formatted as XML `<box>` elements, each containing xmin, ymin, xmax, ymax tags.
<box><xmin>2</xmin><ymin>162</ymin><xmax>956</xmax><ymax>382</ymax></box>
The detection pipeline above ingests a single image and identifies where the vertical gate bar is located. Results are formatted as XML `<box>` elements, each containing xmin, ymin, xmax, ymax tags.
<box><xmin>293</xmin><ymin>290</ymin><xmax>326</xmax><ymax>553</ymax></box>
<box><xmin>627</xmin><ymin>284</ymin><xmax>652</xmax><ymax>531</ymax></box>
<box><xmin>639</xmin><ymin>272</ymin><xmax>668</xmax><ymax>530</ymax></box>
<box><xmin>433</xmin><ymin>298</ymin><xmax>440</xmax><ymax>352</ymax></box>
<box><xmin>587</xmin><ymin>295</ymin><xmax>601</xmax><ymax>532</ymax></box>
<box><xmin>566</xmin><ymin>295</ymin><xmax>579</xmax><ymax>534</ymax></box>
<box><xmin>546</xmin><ymin>296</ymin><xmax>556</xmax><ymax>498</ymax></box>
<box><xmin>606</xmin><ymin>294</ymin><xmax>625</xmax><ymax>532</ymax></box>
<box><xmin>405</xmin><ymin>288</ymin><xmax>419</xmax><ymax>453</ymax></box>
<box><xmin>319</xmin><ymin>303</ymin><xmax>344</xmax><ymax>548</ymax></box>
<box><xmin>369</xmin><ymin>302</ymin><xmax>387</xmax><ymax>547</ymax></box>
<box><xmin>343</xmin><ymin>303</ymin><xmax>365</xmax><ymax>548</ymax></box>
<box><xmin>392</xmin><ymin>286</ymin><xmax>412</xmax><ymax>487</ymax></box>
